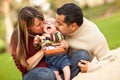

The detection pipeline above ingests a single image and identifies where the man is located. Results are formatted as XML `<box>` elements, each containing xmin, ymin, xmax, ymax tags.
<box><xmin>56</xmin><ymin>3</ymin><xmax>120</xmax><ymax>80</ymax></box>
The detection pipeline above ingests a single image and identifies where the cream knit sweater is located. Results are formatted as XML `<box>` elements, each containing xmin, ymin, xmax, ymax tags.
<box><xmin>66</xmin><ymin>18</ymin><xmax>111</xmax><ymax>72</ymax></box>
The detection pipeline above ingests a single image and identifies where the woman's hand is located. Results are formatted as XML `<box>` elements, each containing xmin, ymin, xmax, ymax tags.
<box><xmin>78</xmin><ymin>60</ymin><xmax>89</xmax><ymax>73</ymax></box>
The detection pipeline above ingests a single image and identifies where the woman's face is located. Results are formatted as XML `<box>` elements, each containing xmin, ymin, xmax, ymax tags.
<box><xmin>28</xmin><ymin>17</ymin><xmax>44</xmax><ymax>34</ymax></box>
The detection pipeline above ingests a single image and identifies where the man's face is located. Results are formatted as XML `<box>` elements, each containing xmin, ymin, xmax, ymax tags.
<box><xmin>56</xmin><ymin>14</ymin><xmax>73</xmax><ymax>36</ymax></box>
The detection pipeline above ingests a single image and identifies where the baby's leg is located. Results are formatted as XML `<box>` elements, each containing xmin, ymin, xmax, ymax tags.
<box><xmin>63</xmin><ymin>65</ymin><xmax>70</xmax><ymax>80</ymax></box>
<box><xmin>54</xmin><ymin>70</ymin><xmax>62</xmax><ymax>80</ymax></box>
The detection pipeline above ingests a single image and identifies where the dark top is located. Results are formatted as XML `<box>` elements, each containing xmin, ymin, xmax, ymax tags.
<box><xmin>10</xmin><ymin>35</ymin><xmax>48</xmax><ymax>76</ymax></box>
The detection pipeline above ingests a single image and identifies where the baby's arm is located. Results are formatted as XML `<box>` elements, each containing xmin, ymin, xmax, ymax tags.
<box><xmin>50</xmin><ymin>31</ymin><xmax>64</xmax><ymax>43</ymax></box>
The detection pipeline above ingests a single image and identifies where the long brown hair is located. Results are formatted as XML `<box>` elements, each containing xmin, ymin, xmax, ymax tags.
<box><xmin>10</xmin><ymin>6</ymin><xmax>44</xmax><ymax>68</ymax></box>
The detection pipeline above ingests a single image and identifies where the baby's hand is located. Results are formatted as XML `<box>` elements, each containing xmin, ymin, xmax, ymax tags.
<box><xmin>44</xmin><ymin>33</ymin><xmax>50</xmax><ymax>38</ymax></box>
<box><xmin>33</xmin><ymin>35</ymin><xmax>41</xmax><ymax>49</ymax></box>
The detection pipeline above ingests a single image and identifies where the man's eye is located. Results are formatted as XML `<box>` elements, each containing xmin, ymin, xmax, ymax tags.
<box><xmin>58</xmin><ymin>23</ymin><xmax>62</xmax><ymax>26</ymax></box>
<box><xmin>56</xmin><ymin>22</ymin><xmax>59</xmax><ymax>25</ymax></box>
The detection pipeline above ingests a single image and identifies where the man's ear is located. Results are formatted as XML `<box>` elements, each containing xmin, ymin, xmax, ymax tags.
<box><xmin>71</xmin><ymin>23</ymin><xmax>77</xmax><ymax>30</ymax></box>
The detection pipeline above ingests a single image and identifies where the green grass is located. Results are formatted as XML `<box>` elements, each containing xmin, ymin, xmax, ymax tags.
<box><xmin>0</xmin><ymin>53</ymin><xmax>22</xmax><ymax>80</ymax></box>
<box><xmin>92</xmin><ymin>12</ymin><xmax>120</xmax><ymax>49</ymax></box>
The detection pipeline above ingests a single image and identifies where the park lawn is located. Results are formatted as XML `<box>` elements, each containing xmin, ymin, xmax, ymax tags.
<box><xmin>0</xmin><ymin>53</ymin><xmax>22</xmax><ymax>80</ymax></box>
<box><xmin>92</xmin><ymin>12</ymin><xmax>120</xmax><ymax>49</ymax></box>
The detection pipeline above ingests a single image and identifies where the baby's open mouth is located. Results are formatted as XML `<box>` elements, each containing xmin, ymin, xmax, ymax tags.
<box><xmin>47</xmin><ymin>27</ymin><xmax>51</xmax><ymax>31</ymax></box>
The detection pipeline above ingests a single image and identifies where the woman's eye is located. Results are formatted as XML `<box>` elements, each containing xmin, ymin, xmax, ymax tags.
<box><xmin>35</xmin><ymin>23</ymin><xmax>41</xmax><ymax>27</ymax></box>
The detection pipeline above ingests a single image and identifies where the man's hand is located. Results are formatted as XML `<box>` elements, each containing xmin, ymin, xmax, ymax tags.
<box><xmin>59</xmin><ymin>40</ymin><xmax>69</xmax><ymax>49</ymax></box>
<box><xmin>78</xmin><ymin>60</ymin><xmax>89</xmax><ymax>73</ymax></box>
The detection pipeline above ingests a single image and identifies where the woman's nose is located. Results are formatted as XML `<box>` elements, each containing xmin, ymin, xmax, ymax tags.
<box><xmin>42</xmin><ymin>24</ymin><xmax>45</xmax><ymax>28</ymax></box>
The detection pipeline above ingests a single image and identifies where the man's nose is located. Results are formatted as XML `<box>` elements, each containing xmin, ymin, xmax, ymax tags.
<box><xmin>56</xmin><ymin>25</ymin><xmax>58</xmax><ymax>28</ymax></box>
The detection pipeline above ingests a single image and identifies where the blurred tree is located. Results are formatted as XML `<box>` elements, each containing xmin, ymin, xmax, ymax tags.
<box><xmin>103</xmin><ymin>0</ymin><xmax>120</xmax><ymax>17</ymax></box>
<box><xmin>47</xmin><ymin>0</ymin><xmax>72</xmax><ymax>11</ymax></box>
<box><xmin>0</xmin><ymin>0</ymin><xmax>30</xmax><ymax>51</ymax></box>
<box><xmin>46</xmin><ymin>0</ymin><xmax>74</xmax><ymax>16</ymax></box>
<box><xmin>115</xmin><ymin>0</ymin><xmax>120</xmax><ymax>7</ymax></box>
<box><xmin>1</xmin><ymin>0</ymin><xmax>13</xmax><ymax>46</ymax></box>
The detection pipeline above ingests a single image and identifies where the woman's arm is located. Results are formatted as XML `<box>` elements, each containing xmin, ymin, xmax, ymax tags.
<box><xmin>26</xmin><ymin>49</ymin><xmax>44</xmax><ymax>70</ymax></box>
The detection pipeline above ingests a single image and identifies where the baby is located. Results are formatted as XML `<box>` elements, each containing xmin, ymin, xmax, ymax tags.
<box><xmin>33</xmin><ymin>18</ymin><xmax>71</xmax><ymax>80</ymax></box>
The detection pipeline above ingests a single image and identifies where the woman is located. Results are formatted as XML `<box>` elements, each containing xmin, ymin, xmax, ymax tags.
<box><xmin>10</xmin><ymin>6</ymin><xmax>56</xmax><ymax>80</ymax></box>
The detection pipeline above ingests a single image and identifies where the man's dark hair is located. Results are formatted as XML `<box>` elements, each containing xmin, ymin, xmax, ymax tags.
<box><xmin>57</xmin><ymin>3</ymin><xmax>83</xmax><ymax>26</ymax></box>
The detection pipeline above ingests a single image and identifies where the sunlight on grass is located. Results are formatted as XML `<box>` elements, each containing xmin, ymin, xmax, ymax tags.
<box><xmin>92</xmin><ymin>12</ymin><xmax>120</xmax><ymax>49</ymax></box>
<box><xmin>0</xmin><ymin>53</ymin><xmax>22</xmax><ymax>80</ymax></box>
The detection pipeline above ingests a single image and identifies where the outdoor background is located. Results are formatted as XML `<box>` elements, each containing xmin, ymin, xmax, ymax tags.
<box><xmin>0</xmin><ymin>0</ymin><xmax>120</xmax><ymax>80</ymax></box>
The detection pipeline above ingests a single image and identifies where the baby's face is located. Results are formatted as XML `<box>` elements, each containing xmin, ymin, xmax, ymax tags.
<box><xmin>43</xmin><ymin>18</ymin><xmax>57</xmax><ymax>34</ymax></box>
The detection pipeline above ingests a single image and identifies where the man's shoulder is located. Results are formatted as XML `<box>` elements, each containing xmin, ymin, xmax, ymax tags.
<box><xmin>82</xmin><ymin>17</ymin><xmax>99</xmax><ymax>30</ymax></box>
<box><xmin>83</xmin><ymin>17</ymin><xmax>94</xmax><ymax>25</ymax></box>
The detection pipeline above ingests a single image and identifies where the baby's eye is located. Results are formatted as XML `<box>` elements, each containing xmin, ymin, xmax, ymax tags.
<box><xmin>43</xmin><ymin>21</ymin><xmax>47</xmax><ymax>24</ymax></box>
